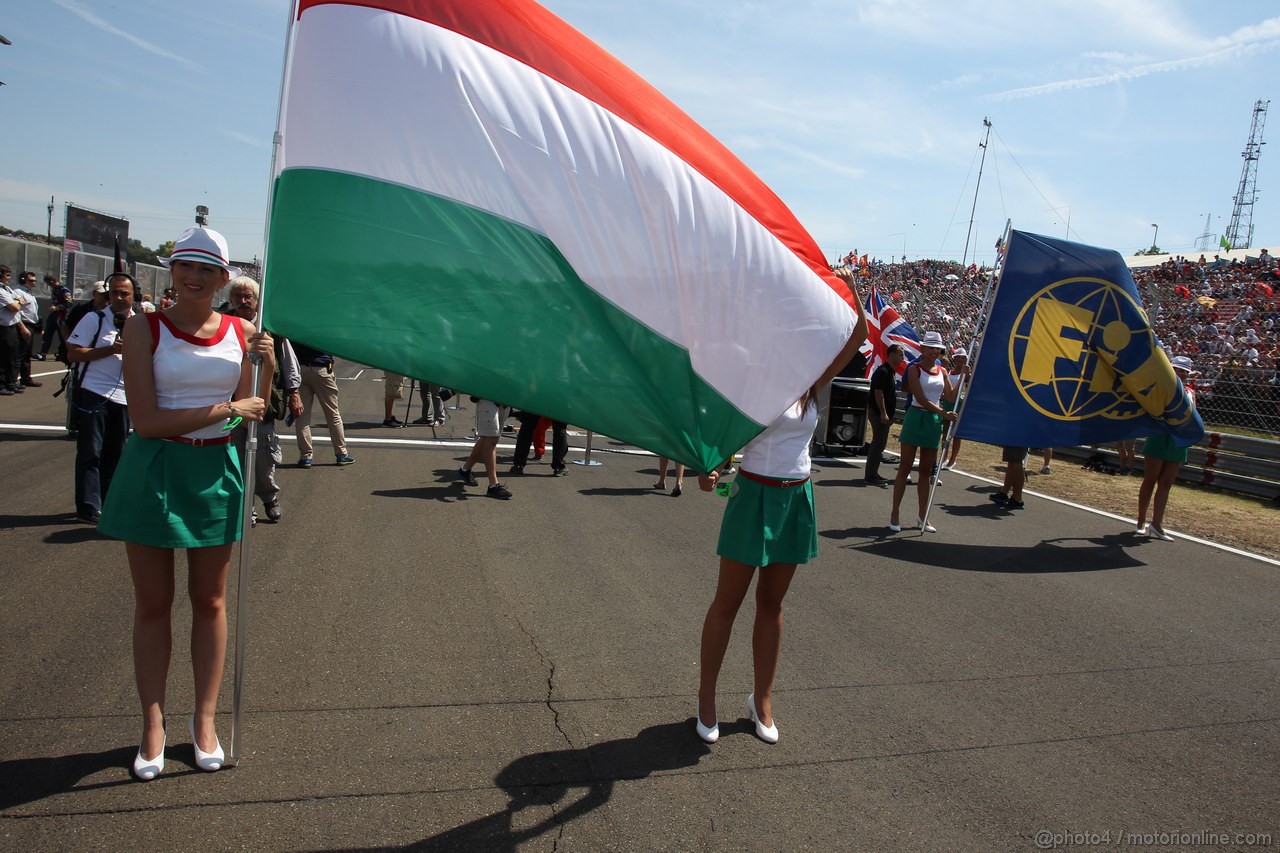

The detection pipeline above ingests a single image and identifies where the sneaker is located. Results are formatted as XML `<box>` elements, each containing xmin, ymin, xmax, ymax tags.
<box><xmin>21</xmin><ymin>379</ymin><xmax>42</xmax><ymax>387</ymax></box>
<box><xmin>298</xmin><ymin>457</ymin><xmax>313</xmax><ymax>469</ymax></box>
<box><xmin>10</xmin><ymin>384</ymin><xmax>24</xmax><ymax>393</ymax></box>
<box><xmin>382</xmin><ymin>416</ymin><xmax>405</xmax><ymax>428</ymax></box>
<box><xmin>487</xmin><ymin>482</ymin><xmax>512</xmax><ymax>499</ymax></box>
<box><xmin>32</xmin><ymin>353</ymin><xmax>46</xmax><ymax>361</ymax></box>
<box><xmin>264</xmin><ymin>500</ymin><xmax>282</xmax><ymax>522</ymax></box>
<box><xmin>1005</xmin><ymin>499</ymin><xmax>1025</xmax><ymax>509</ymax></box>
<box><xmin>721</xmin><ymin>465</ymin><xmax>737</xmax><ymax>475</ymax></box>
<box><xmin>533</xmin><ymin>453</ymin><xmax>544</xmax><ymax>462</ymax></box>
<box><xmin>0</xmin><ymin>388</ymin><xmax>13</xmax><ymax>396</ymax></box>
<box><xmin>864</xmin><ymin>475</ymin><xmax>891</xmax><ymax>486</ymax></box>
<box><xmin>336</xmin><ymin>454</ymin><xmax>356</xmax><ymax>465</ymax></box>
<box><xmin>552</xmin><ymin>467</ymin><xmax>568</xmax><ymax>477</ymax></box>
<box><xmin>74</xmin><ymin>510</ymin><xmax>101</xmax><ymax>525</ymax></box>
<box><xmin>940</xmin><ymin>461</ymin><xmax>955</xmax><ymax>471</ymax></box>
<box><xmin>1039</xmin><ymin>465</ymin><xmax>1051</xmax><ymax>475</ymax></box>
<box><xmin>671</xmin><ymin>483</ymin><xmax>682</xmax><ymax>496</ymax></box>
<box><xmin>508</xmin><ymin>465</ymin><xmax>525</xmax><ymax>476</ymax></box>
<box><xmin>989</xmin><ymin>491</ymin><xmax>1009</xmax><ymax>503</ymax></box>
<box><xmin>457</xmin><ymin>467</ymin><xmax>478</xmax><ymax>486</ymax></box>
<box><xmin>411</xmin><ymin>416</ymin><xmax>431</xmax><ymax>424</ymax></box>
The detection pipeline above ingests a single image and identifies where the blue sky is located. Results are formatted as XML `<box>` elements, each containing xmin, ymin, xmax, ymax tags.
<box><xmin>0</xmin><ymin>0</ymin><xmax>1276</xmax><ymax>267</ymax></box>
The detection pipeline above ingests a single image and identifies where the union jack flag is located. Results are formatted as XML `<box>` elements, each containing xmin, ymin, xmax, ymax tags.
<box><xmin>861</xmin><ymin>286</ymin><xmax>921</xmax><ymax>377</ymax></box>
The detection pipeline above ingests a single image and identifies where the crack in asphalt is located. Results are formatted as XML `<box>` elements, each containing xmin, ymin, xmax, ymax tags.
<box><xmin>511</xmin><ymin>613</ymin><xmax>581</xmax><ymax>850</ymax></box>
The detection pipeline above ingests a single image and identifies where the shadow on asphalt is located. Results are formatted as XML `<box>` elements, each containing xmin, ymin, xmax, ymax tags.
<box><xmin>0</xmin><ymin>512</ymin><xmax>85</xmax><ymax>531</ymax></box>
<box><xmin>331</xmin><ymin>721</ymin><xmax>708</xmax><ymax>852</ymax></box>
<box><xmin>575</xmin><ymin>487</ymin><xmax>663</xmax><ymax>497</ymax></box>
<box><xmin>372</xmin><ymin>486</ymin><xmax>466</xmax><ymax>503</ymax></box>
<box><xmin>827</xmin><ymin>531</ymin><xmax>1150</xmax><ymax>573</ymax></box>
<box><xmin>0</xmin><ymin>746</ymin><xmax>139</xmax><ymax>809</ymax></box>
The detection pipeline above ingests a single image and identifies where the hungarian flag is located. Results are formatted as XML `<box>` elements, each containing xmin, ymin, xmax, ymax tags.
<box><xmin>861</xmin><ymin>286</ymin><xmax>921</xmax><ymax>377</ymax></box>
<box><xmin>262</xmin><ymin>0</ymin><xmax>858</xmax><ymax>471</ymax></box>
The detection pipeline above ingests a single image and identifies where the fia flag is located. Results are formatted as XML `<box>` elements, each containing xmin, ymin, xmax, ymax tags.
<box><xmin>956</xmin><ymin>230</ymin><xmax>1204</xmax><ymax>448</ymax></box>
<box><xmin>262</xmin><ymin>0</ymin><xmax>858</xmax><ymax>471</ymax></box>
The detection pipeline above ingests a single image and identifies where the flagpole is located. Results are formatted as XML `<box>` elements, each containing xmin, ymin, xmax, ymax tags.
<box><xmin>230</xmin><ymin>0</ymin><xmax>301</xmax><ymax>767</ymax></box>
<box><xmin>921</xmin><ymin>219</ymin><xmax>1011</xmax><ymax>532</ymax></box>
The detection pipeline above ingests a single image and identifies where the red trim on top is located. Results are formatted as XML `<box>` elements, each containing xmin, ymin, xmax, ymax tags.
<box><xmin>230</xmin><ymin>315</ymin><xmax>248</xmax><ymax>353</ymax></box>
<box><xmin>156</xmin><ymin>311</ymin><xmax>236</xmax><ymax>347</ymax></box>
<box><xmin>147</xmin><ymin>313</ymin><xmax>161</xmax><ymax>354</ymax></box>
<box><xmin>294</xmin><ymin>0</ymin><xmax>855</xmax><ymax>310</ymax></box>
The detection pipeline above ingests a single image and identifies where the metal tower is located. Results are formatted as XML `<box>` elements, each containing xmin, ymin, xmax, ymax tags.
<box><xmin>1194</xmin><ymin>212</ymin><xmax>1215</xmax><ymax>252</ymax></box>
<box><xmin>1223</xmin><ymin>99</ymin><xmax>1268</xmax><ymax>250</ymax></box>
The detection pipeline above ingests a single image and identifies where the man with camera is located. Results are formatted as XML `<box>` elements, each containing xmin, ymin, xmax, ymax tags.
<box><xmin>66</xmin><ymin>274</ymin><xmax>135</xmax><ymax>524</ymax></box>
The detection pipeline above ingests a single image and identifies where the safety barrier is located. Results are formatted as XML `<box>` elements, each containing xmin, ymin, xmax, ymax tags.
<box><xmin>1054</xmin><ymin>431</ymin><xmax>1280</xmax><ymax>502</ymax></box>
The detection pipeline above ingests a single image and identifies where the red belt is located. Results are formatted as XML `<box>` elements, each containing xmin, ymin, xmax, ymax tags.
<box><xmin>738</xmin><ymin>469</ymin><xmax>811</xmax><ymax>488</ymax></box>
<box><xmin>163</xmin><ymin>435</ymin><xmax>233</xmax><ymax>446</ymax></box>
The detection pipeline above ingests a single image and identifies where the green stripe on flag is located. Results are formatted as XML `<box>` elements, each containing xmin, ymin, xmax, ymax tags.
<box><xmin>263</xmin><ymin>167</ymin><xmax>760</xmax><ymax>470</ymax></box>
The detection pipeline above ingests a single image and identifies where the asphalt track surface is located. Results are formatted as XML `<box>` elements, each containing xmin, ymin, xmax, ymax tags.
<box><xmin>2</xmin><ymin>360</ymin><xmax>1278</xmax><ymax>852</ymax></box>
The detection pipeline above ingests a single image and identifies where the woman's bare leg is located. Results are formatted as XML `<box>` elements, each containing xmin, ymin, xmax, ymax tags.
<box><xmin>698</xmin><ymin>558</ymin><xmax>755</xmax><ymax>726</ymax></box>
<box><xmin>751</xmin><ymin>563</ymin><xmax>797</xmax><ymax>727</ymax></box>
<box><xmin>188</xmin><ymin>543</ymin><xmax>232</xmax><ymax>751</ymax></box>
<box><xmin>128</xmin><ymin>542</ymin><xmax>177</xmax><ymax>759</ymax></box>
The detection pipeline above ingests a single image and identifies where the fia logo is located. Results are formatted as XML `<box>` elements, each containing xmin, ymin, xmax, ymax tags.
<box><xmin>1007</xmin><ymin>277</ymin><xmax>1192</xmax><ymax>425</ymax></box>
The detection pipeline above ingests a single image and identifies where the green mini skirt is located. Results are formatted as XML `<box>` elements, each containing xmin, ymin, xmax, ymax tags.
<box><xmin>1141</xmin><ymin>433</ymin><xmax>1188</xmax><ymax>464</ymax></box>
<box><xmin>99</xmin><ymin>435</ymin><xmax>244</xmax><ymax>549</ymax></box>
<box><xmin>716</xmin><ymin>472</ymin><xmax>818</xmax><ymax>567</ymax></box>
<box><xmin>899</xmin><ymin>406</ymin><xmax>943</xmax><ymax>450</ymax></box>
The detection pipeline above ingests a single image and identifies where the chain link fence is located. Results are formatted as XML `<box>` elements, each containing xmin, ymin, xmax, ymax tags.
<box><xmin>852</xmin><ymin>256</ymin><xmax>1280</xmax><ymax>438</ymax></box>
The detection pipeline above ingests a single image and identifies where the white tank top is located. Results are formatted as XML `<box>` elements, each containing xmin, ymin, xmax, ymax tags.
<box><xmin>909</xmin><ymin>363</ymin><xmax>946</xmax><ymax>409</ymax></box>
<box><xmin>739</xmin><ymin>399</ymin><xmax>818</xmax><ymax>479</ymax></box>
<box><xmin>149</xmin><ymin>312</ymin><xmax>247</xmax><ymax>439</ymax></box>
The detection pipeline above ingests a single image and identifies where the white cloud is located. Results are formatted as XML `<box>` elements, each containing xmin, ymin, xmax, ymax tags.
<box><xmin>51</xmin><ymin>0</ymin><xmax>201</xmax><ymax>70</ymax></box>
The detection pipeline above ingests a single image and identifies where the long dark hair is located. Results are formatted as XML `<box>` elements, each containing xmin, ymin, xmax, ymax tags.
<box><xmin>798</xmin><ymin>381</ymin><xmax>820</xmax><ymax>412</ymax></box>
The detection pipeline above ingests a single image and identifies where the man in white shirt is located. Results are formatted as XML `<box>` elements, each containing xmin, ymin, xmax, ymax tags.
<box><xmin>15</xmin><ymin>271</ymin><xmax>43</xmax><ymax>387</ymax></box>
<box><xmin>66</xmin><ymin>274</ymin><xmax>134</xmax><ymax>523</ymax></box>
<box><xmin>0</xmin><ymin>265</ymin><xmax>24</xmax><ymax>395</ymax></box>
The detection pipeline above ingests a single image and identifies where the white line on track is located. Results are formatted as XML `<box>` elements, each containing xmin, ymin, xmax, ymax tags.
<box><xmin>2</xmin><ymin>421</ymin><xmax>1273</xmax><ymax>566</ymax></box>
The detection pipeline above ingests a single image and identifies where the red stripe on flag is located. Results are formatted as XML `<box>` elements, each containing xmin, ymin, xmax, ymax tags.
<box><xmin>295</xmin><ymin>0</ymin><xmax>854</xmax><ymax>309</ymax></box>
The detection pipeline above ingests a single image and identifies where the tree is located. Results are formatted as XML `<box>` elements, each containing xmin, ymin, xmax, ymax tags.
<box><xmin>127</xmin><ymin>238</ymin><xmax>159</xmax><ymax>266</ymax></box>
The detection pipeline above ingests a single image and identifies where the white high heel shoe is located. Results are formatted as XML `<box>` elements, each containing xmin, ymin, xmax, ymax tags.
<box><xmin>695</xmin><ymin>715</ymin><xmax>720</xmax><ymax>744</ymax></box>
<box><xmin>133</xmin><ymin>726</ymin><xmax>166</xmax><ymax>781</ymax></box>
<box><xmin>189</xmin><ymin>716</ymin><xmax>225</xmax><ymax>772</ymax></box>
<box><xmin>746</xmin><ymin>692</ymin><xmax>779</xmax><ymax>744</ymax></box>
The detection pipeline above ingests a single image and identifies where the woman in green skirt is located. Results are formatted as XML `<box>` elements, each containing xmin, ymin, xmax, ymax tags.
<box><xmin>693</xmin><ymin>270</ymin><xmax>866</xmax><ymax>746</ymax></box>
<box><xmin>98</xmin><ymin>227</ymin><xmax>275</xmax><ymax>781</ymax></box>
<box><xmin>889</xmin><ymin>332</ymin><xmax>956</xmax><ymax>533</ymax></box>
<box><xmin>1136</xmin><ymin>356</ymin><xmax>1199</xmax><ymax>542</ymax></box>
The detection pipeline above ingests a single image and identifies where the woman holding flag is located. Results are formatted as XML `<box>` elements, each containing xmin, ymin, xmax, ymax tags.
<box><xmin>889</xmin><ymin>331</ymin><xmax>957</xmax><ymax>534</ymax></box>
<box><xmin>98</xmin><ymin>226</ymin><xmax>275</xmax><ymax>781</ymax></box>
<box><xmin>1135</xmin><ymin>356</ymin><xmax>1199</xmax><ymax>542</ymax></box>
<box><xmin>694</xmin><ymin>270</ymin><xmax>866</xmax><ymax>745</ymax></box>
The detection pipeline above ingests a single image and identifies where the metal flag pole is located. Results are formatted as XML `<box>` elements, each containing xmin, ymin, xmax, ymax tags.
<box><xmin>230</xmin><ymin>0</ymin><xmax>300</xmax><ymax>765</ymax></box>
<box><xmin>230</xmin><ymin>355</ymin><xmax>262</xmax><ymax>763</ymax></box>
<box><xmin>921</xmin><ymin>219</ymin><xmax>1011</xmax><ymax>533</ymax></box>
<box><xmin>572</xmin><ymin>430</ymin><xmax>604</xmax><ymax>466</ymax></box>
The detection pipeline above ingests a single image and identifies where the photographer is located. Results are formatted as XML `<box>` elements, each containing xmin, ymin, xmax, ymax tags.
<box><xmin>65</xmin><ymin>273</ymin><xmax>135</xmax><ymax>524</ymax></box>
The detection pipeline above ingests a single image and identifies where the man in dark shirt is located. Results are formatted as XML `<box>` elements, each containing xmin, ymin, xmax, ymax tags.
<box><xmin>865</xmin><ymin>344</ymin><xmax>904</xmax><ymax>485</ymax></box>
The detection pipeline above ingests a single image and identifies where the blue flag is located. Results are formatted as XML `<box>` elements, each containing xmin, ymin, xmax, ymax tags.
<box><xmin>956</xmin><ymin>230</ymin><xmax>1204</xmax><ymax>448</ymax></box>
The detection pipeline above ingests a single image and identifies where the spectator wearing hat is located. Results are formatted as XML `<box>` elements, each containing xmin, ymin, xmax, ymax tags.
<box><xmin>98</xmin><ymin>225</ymin><xmax>276</xmax><ymax>782</ymax></box>
<box><xmin>1135</xmin><ymin>356</ymin><xmax>1199</xmax><ymax>542</ymax></box>
<box><xmin>940</xmin><ymin>347</ymin><xmax>969</xmax><ymax>471</ymax></box>
<box><xmin>889</xmin><ymin>331</ymin><xmax>956</xmax><ymax>533</ymax></box>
